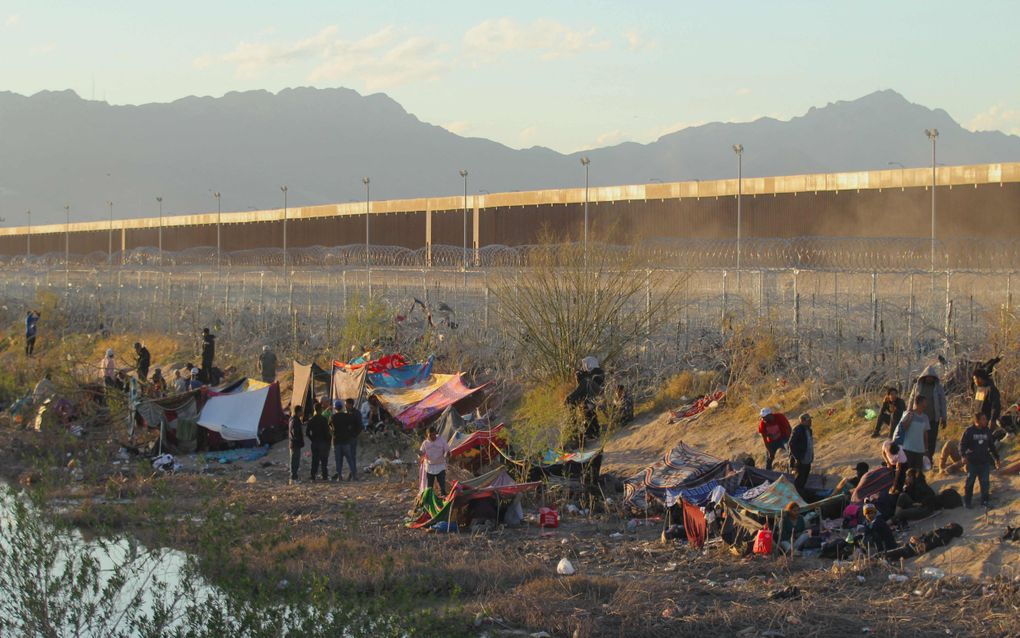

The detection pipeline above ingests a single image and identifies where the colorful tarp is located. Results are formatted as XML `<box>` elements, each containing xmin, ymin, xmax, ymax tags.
<box><xmin>336</xmin><ymin>353</ymin><xmax>409</xmax><ymax>374</ymax></box>
<box><xmin>373</xmin><ymin>374</ymin><xmax>457</xmax><ymax>417</ymax></box>
<box><xmin>396</xmin><ymin>375</ymin><xmax>488</xmax><ymax>429</ymax></box>
<box><xmin>368</xmin><ymin>357</ymin><xmax>434</xmax><ymax>388</ymax></box>
<box><xmin>723</xmin><ymin>476</ymin><xmax>845</xmax><ymax>515</ymax></box>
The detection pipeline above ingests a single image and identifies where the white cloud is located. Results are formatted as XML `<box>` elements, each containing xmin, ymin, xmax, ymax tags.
<box><xmin>194</xmin><ymin>26</ymin><xmax>448</xmax><ymax>90</ymax></box>
<box><xmin>464</xmin><ymin>18</ymin><xmax>610</xmax><ymax>62</ymax></box>
<box><xmin>443</xmin><ymin>121</ymin><xmax>471</xmax><ymax>135</ymax></box>
<box><xmin>968</xmin><ymin>104</ymin><xmax>1020</xmax><ymax>136</ymax></box>
<box><xmin>594</xmin><ymin>129</ymin><xmax>626</xmax><ymax>147</ymax></box>
<box><xmin>736</xmin><ymin>87</ymin><xmax>752</xmax><ymax>96</ymax></box>
<box><xmin>653</xmin><ymin>119</ymin><xmax>707</xmax><ymax>139</ymax></box>
<box><xmin>623</xmin><ymin>28</ymin><xmax>655</xmax><ymax>51</ymax></box>
<box><xmin>4</xmin><ymin>14</ymin><xmax>20</xmax><ymax>27</ymax></box>
<box><xmin>518</xmin><ymin>126</ymin><xmax>539</xmax><ymax>145</ymax></box>
<box><xmin>29</xmin><ymin>43</ymin><xmax>55</xmax><ymax>56</ymax></box>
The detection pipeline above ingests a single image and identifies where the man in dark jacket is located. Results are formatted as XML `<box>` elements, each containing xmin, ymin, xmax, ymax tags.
<box><xmin>566</xmin><ymin>356</ymin><xmax>605</xmax><ymax>446</ymax></box>
<box><xmin>288</xmin><ymin>412</ymin><xmax>304</xmax><ymax>484</ymax></box>
<box><xmin>134</xmin><ymin>342</ymin><xmax>151</xmax><ymax>381</ymax></box>
<box><xmin>331</xmin><ymin>398</ymin><xmax>363</xmax><ymax>481</ymax></box>
<box><xmin>305</xmin><ymin>403</ymin><xmax>331</xmax><ymax>481</ymax></box>
<box><xmin>972</xmin><ymin>370</ymin><xmax>1001</xmax><ymax>428</ymax></box>
<box><xmin>789</xmin><ymin>413</ymin><xmax>814</xmax><ymax>497</ymax></box>
<box><xmin>960</xmin><ymin>412</ymin><xmax>1001</xmax><ymax>508</ymax></box>
<box><xmin>200</xmin><ymin>328</ymin><xmax>216</xmax><ymax>382</ymax></box>
<box><xmin>872</xmin><ymin>387</ymin><xmax>906</xmax><ymax>439</ymax></box>
<box><xmin>25</xmin><ymin>310</ymin><xmax>40</xmax><ymax>356</ymax></box>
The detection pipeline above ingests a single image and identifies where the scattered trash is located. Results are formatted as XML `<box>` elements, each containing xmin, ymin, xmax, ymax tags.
<box><xmin>921</xmin><ymin>567</ymin><xmax>945</xmax><ymax>580</ymax></box>
<box><xmin>566</xmin><ymin>503</ymin><xmax>581</xmax><ymax>515</ymax></box>
<box><xmin>529</xmin><ymin>632</ymin><xmax>552</xmax><ymax>638</ymax></box>
<box><xmin>245</xmin><ymin>474</ymin><xmax>257</xmax><ymax>484</ymax></box>
<box><xmin>556</xmin><ymin>558</ymin><xmax>575</xmax><ymax>575</ymax></box>
<box><xmin>276</xmin><ymin>579</ymin><xmax>289</xmax><ymax>590</ymax></box>
<box><xmin>856</xmin><ymin>575</ymin><xmax>866</xmax><ymax>583</ymax></box>
<box><xmin>767</xmin><ymin>586</ymin><xmax>801</xmax><ymax>601</ymax></box>
<box><xmin>539</xmin><ymin>507</ymin><xmax>559</xmax><ymax>528</ymax></box>
<box><xmin>888</xmin><ymin>574</ymin><xmax>909</xmax><ymax>583</ymax></box>
<box><xmin>609</xmin><ymin>532</ymin><xmax>624</xmax><ymax>540</ymax></box>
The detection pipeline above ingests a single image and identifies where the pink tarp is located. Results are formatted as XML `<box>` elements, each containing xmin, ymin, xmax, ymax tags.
<box><xmin>395</xmin><ymin>374</ymin><xmax>489</xmax><ymax>429</ymax></box>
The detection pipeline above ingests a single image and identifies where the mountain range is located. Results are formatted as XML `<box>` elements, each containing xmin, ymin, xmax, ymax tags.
<box><xmin>1</xmin><ymin>87</ymin><xmax>1018</xmax><ymax>225</ymax></box>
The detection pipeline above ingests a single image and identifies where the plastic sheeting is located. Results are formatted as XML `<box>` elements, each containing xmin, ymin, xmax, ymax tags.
<box><xmin>197</xmin><ymin>385</ymin><xmax>271</xmax><ymax>441</ymax></box>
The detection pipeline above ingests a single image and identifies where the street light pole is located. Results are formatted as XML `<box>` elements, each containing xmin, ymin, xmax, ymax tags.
<box><xmin>459</xmin><ymin>170</ymin><xmax>468</xmax><ymax>271</ymax></box>
<box><xmin>64</xmin><ymin>204</ymin><xmax>70</xmax><ymax>287</ymax></box>
<box><xmin>733</xmin><ymin>144</ymin><xmax>744</xmax><ymax>282</ymax></box>
<box><xmin>280</xmin><ymin>186</ymin><xmax>288</xmax><ymax>275</ymax></box>
<box><xmin>25</xmin><ymin>210</ymin><xmax>31</xmax><ymax>259</ymax></box>
<box><xmin>107</xmin><ymin>201</ymin><xmax>114</xmax><ymax>267</ymax></box>
<box><xmin>925</xmin><ymin>128</ymin><xmax>939</xmax><ymax>275</ymax></box>
<box><xmin>363</xmin><ymin>177</ymin><xmax>371</xmax><ymax>281</ymax></box>
<box><xmin>213</xmin><ymin>191</ymin><xmax>221</xmax><ymax>272</ymax></box>
<box><xmin>580</xmin><ymin>156</ymin><xmax>590</xmax><ymax>266</ymax></box>
<box><xmin>156</xmin><ymin>196</ymin><xmax>163</xmax><ymax>268</ymax></box>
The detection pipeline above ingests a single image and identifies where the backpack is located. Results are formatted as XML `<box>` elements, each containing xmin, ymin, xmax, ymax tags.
<box><xmin>842</xmin><ymin>503</ymin><xmax>862</xmax><ymax>528</ymax></box>
<box><xmin>939</xmin><ymin>488</ymin><xmax>963</xmax><ymax>510</ymax></box>
<box><xmin>753</xmin><ymin>526</ymin><xmax>773</xmax><ymax>555</ymax></box>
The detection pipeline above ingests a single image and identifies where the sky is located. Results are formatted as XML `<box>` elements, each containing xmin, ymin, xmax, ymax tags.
<box><xmin>1</xmin><ymin>0</ymin><xmax>1019</xmax><ymax>153</ymax></box>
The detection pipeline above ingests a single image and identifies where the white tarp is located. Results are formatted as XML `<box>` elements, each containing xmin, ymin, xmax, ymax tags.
<box><xmin>197</xmin><ymin>385</ymin><xmax>268</xmax><ymax>441</ymax></box>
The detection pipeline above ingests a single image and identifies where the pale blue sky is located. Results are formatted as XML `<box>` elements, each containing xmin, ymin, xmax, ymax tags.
<box><xmin>2</xmin><ymin>0</ymin><xmax>1018</xmax><ymax>152</ymax></box>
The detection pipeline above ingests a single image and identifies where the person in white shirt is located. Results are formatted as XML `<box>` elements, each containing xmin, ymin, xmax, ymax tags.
<box><xmin>419</xmin><ymin>426</ymin><xmax>451</xmax><ymax>496</ymax></box>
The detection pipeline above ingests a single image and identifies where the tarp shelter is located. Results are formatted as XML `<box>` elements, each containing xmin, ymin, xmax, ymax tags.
<box><xmin>723</xmin><ymin>476</ymin><xmax>845</xmax><ymax>515</ymax></box>
<box><xmin>409</xmin><ymin>467</ymin><xmax>541</xmax><ymax>529</ymax></box>
<box><xmin>331</xmin><ymin>364</ymin><xmax>367</xmax><ymax>406</ymax></box>
<box><xmin>136</xmin><ymin>390</ymin><xmax>201</xmax><ymax>436</ymax></box>
<box><xmin>213</xmin><ymin>378</ymin><xmax>269</xmax><ymax>395</ymax></box>
<box><xmin>373</xmin><ymin>373</ymin><xmax>488</xmax><ymax>429</ymax></box>
<box><xmin>368</xmin><ymin>357</ymin><xmax>434</xmax><ymax>388</ymax></box>
<box><xmin>292</xmin><ymin>362</ymin><xmax>330</xmax><ymax>412</ymax></box>
<box><xmin>198</xmin><ymin>382</ymin><xmax>287</xmax><ymax>443</ymax></box>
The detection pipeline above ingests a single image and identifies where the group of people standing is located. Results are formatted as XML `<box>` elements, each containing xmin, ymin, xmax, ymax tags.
<box><xmin>288</xmin><ymin>398</ymin><xmax>363</xmax><ymax>485</ymax></box>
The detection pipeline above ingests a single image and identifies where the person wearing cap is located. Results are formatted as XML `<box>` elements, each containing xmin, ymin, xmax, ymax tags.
<box><xmin>133</xmin><ymin>342</ymin><xmax>151</xmax><ymax>381</ymax></box>
<box><xmin>305</xmin><ymin>401</ymin><xmax>331</xmax><ymax>481</ymax></box>
<box><xmin>757</xmin><ymin>407</ymin><xmax>791</xmax><ymax>471</ymax></box>
<box><xmin>331</xmin><ymin>398</ymin><xmax>363</xmax><ymax>481</ymax></box>
<box><xmin>861</xmin><ymin>503</ymin><xmax>897</xmax><ymax>552</ymax></box>
<box><xmin>100</xmin><ymin>349</ymin><xmax>117</xmax><ymax>387</ymax></box>
<box><xmin>257</xmin><ymin>345</ymin><xmax>277</xmax><ymax>383</ymax></box>
<box><xmin>789</xmin><ymin>413</ymin><xmax>815</xmax><ymax>497</ymax></box>
<box><xmin>188</xmin><ymin>367</ymin><xmax>204</xmax><ymax>391</ymax></box>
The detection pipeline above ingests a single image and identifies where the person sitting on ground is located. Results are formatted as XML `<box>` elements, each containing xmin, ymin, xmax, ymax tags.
<box><xmin>881</xmin><ymin>523</ymin><xmax>964</xmax><ymax>562</ymax></box>
<box><xmin>873</xmin><ymin>387</ymin><xmax>906</xmax><ymax>438</ymax></box>
<box><xmin>149</xmin><ymin>368</ymin><xmax>167</xmax><ymax>397</ymax></box>
<box><xmin>960</xmin><ymin>412</ymin><xmax>1001</xmax><ymax>508</ymax></box>
<box><xmin>861</xmin><ymin>503</ymin><xmax>897</xmax><ymax>552</ymax></box>
<box><xmin>134</xmin><ymin>342</ymin><xmax>151</xmax><ymax>381</ymax></box>
<box><xmin>893</xmin><ymin>468</ymin><xmax>938</xmax><ymax>523</ymax></box>
<box><xmin>172</xmin><ymin>369</ymin><xmax>188</xmax><ymax>394</ymax></box>
<box><xmin>778</xmin><ymin>502</ymin><xmax>810</xmax><ymax>555</ymax></box>
<box><xmin>892</xmin><ymin>395</ymin><xmax>930</xmax><ymax>493</ymax></box>
<box><xmin>757</xmin><ymin>407</ymin><xmax>792</xmax><ymax>471</ymax></box>
<box><xmin>938</xmin><ymin>439</ymin><xmax>965</xmax><ymax>474</ymax></box>
<box><xmin>419</xmin><ymin>425</ymin><xmax>451</xmax><ymax>497</ymax></box>
<box><xmin>834</xmin><ymin>462</ymin><xmax>870</xmax><ymax>496</ymax></box>
<box><xmin>972</xmin><ymin>369</ymin><xmax>1002</xmax><ymax>428</ymax></box>
<box><xmin>257</xmin><ymin>345</ymin><xmax>277</xmax><ymax>383</ymax></box>
<box><xmin>789</xmin><ymin>413</ymin><xmax>815</xmax><ymax>497</ymax></box>
<box><xmin>188</xmin><ymin>367</ymin><xmax>204</xmax><ymax>391</ymax></box>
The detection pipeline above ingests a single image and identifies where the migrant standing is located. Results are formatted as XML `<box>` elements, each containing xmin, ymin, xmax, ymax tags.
<box><xmin>972</xmin><ymin>369</ymin><xmax>1002</xmax><ymax>428</ymax></box>
<box><xmin>873</xmin><ymin>387</ymin><xmax>906</xmax><ymax>439</ymax></box>
<box><xmin>789</xmin><ymin>413</ymin><xmax>814</xmax><ymax>497</ymax></box>
<box><xmin>100</xmin><ymin>349</ymin><xmax>118</xmax><ymax>388</ymax></box>
<box><xmin>306</xmin><ymin>402</ymin><xmax>331</xmax><ymax>481</ymax></box>
<box><xmin>331</xmin><ymin>398</ymin><xmax>363</xmax><ymax>481</ymax></box>
<box><xmin>288</xmin><ymin>411</ymin><xmax>305</xmax><ymax>484</ymax></box>
<box><xmin>892</xmin><ymin>395</ymin><xmax>931</xmax><ymax>492</ymax></box>
<box><xmin>565</xmin><ymin>356</ymin><xmax>605</xmax><ymax>447</ymax></box>
<box><xmin>960</xmin><ymin>412</ymin><xmax>1001</xmax><ymax>508</ymax></box>
<box><xmin>200</xmin><ymin>328</ymin><xmax>216</xmax><ymax>382</ymax></box>
<box><xmin>420</xmin><ymin>425</ymin><xmax>451</xmax><ymax>496</ymax></box>
<box><xmin>258</xmin><ymin>345</ymin><xmax>277</xmax><ymax>383</ymax></box>
<box><xmin>908</xmin><ymin>365</ymin><xmax>946</xmax><ymax>459</ymax></box>
<box><xmin>149</xmin><ymin>368</ymin><xmax>167</xmax><ymax>396</ymax></box>
<box><xmin>134</xmin><ymin>342</ymin><xmax>151</xmax><ymax>381</ymax></box>
<box><xmin>757</xmin><ymin>407</ymin><xmax>791</xmax><ymax>471</ymax></box>
<box><xmin>25</xmin><ymin>310</ymin><xmax>40</xmax><ymax>356</ymax></box>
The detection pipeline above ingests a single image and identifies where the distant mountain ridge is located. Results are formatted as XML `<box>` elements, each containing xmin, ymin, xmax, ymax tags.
<box><xmin>1</xmin><ymin>87</ymin><xmax>1018</xmax><ymax>224</ymax></box>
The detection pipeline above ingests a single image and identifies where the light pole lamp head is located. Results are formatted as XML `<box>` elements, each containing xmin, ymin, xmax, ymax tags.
<box><xmin>925</xmin><ymin>128</ymin><xmax>939</xmax><ymax>140</ymax></box>
<box><xmin>580</xmin><ymin>156</ymin><xmax>590</xmax><ymax>167</ymax></box>
<box><xmin>362</xmin><ymin>177</ymin><xmax>370</xmax><ymax>185</ymax></box>
<box><xmin>459</xmin><ymin>169</ymin><xmax>468</xmax><ymax>178</ymax></box>
<box><xmin>156</xmin><ymin>196</ymin><xmax>162</xmax><ymax>203</ymax></box>
<box><xmin>280</xmin><ymin>185</ymin><xmax>287</xmax><ymax>193</ymax></box>
<box><xmin>732</xmin><ymin>144</ymin><xmax>743</xmax><ymax>155</ymax></box>
<box><xmin>213</xmin><ymin>191</ymin><xmax>220</xmax><ymax>199</ymax></box>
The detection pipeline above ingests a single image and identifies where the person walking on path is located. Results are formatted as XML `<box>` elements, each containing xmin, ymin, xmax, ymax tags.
<box><xmin>258</xmin><ymin>345</ymin><xmax>277</xmax><ymax>383</ymax></box>
<box><xmin>873</xmin><ymin>387</ymin><xmax>906</xmax><ymax>439</ymax></box>
<box><xmin>419</xmin><ymin>425</ymin><xmax>451</xmax><ymax>496</ymax></box>
<box><xmin>892</xmin><ymin>395</ymin><xmax>931</xmax><ymax>492</ymax></box>
<box><xmin>908</xmin><ymin>365</ymin><xmax>946</xmax><ymax>459</ymax></box>
<box><xmin>288</xmin><ymin>411</ymin><xmax>305</xmax><ymax>484</ymax></box>
<box><xmin>960</xmin><ymin>412</ymin><xmax>1001</xmax><ymax>508</ymax></box>
<box><xmin>134</xmin><ymin>342</ymin><xmax>151</xmax><ymax>381</ymax></box>
<box><xmin>25</xmin><ymin>310</ymin><xmax>40</xmax><ymax>356</ymax></box>
<box><xmin>789</xmin><ymin>413</ymin><xmax>815</xmax><ymax>497</ymax></box>
<box><xmin>306</xmin><ymin>403</ymin><xmax>331</xmax><ymax>481</ymax></box>
<box><xmin>757</xmin><ymin>408</ymin><xmax>791</xmax><ymax>471</ymax></box>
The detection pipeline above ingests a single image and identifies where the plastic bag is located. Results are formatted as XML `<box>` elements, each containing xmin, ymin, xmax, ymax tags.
<box><xmin>753</xmin><ymin>527</ymin><xmax>773</xmax><ymax>555</ymax></box>
<box><xmin>556</xmin><ymin>558</ymin><xmax>575</xmax><ymax>575</ymax></box>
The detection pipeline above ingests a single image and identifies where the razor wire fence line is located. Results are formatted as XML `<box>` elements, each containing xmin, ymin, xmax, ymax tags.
<box><xmin>1</xmin><ymin>239</ymin><xmax>1016</xmax><ymax>394</ymax></box>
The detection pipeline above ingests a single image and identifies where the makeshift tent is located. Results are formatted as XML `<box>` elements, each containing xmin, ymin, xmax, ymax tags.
<box><xmin>292</xmin><ymin>362</ymin><xmax>330</xmax><ymax>412</ymax></box>
<box><xmin>368</xmin><ymin>357</ymin><xmax>433</xmax><ymax>388</ymax></box>
<box><xmin>372</xmin><ymin>373</ymin><xmax>487</xmax><ymax>429</ymax></box>
<box><xmin>450</xmin><ymin>423</ymin><xmax>507</xmax><ymax>459</ymax></box>
<box><xmin>136</xmin><ymin>391</ymin><xmax>201</xmax><ymax>435</ymax></box>
<box><xmin>722</xmin><ymin>476</ymin><xmax>845</xmax><ymax>515</ymax></box>
<box><xmin>331</xmin><ymin>364</ymin><xmax>367</xmax><ymax>406</ymax></box>
<box><xmin>373</xmin><ymin>374</ymin><xmax>456</xmax><ymax>416</ymax></box>
<box><xmin>213</xmin><ymin>378</ymin><xmax>269</xmax><ymax>395</ymax></box>
<box><xmin>198</xmin><ymin>382</ymin><xmax>287</xmax><ymax>443</ymax></box>
<box><xmin>338</xmin><ymin>353</ymin><xmax>408</xmax><ymax>373</ymax></box>
<box><xmin>408</xmin><ymin>467</ymin><xmax>540</xmax><ymax>529</ymax></box>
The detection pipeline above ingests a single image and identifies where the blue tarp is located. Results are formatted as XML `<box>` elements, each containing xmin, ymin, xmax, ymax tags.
<box><xmin>368</xmin><ymin>357</ymin><xmax>434</xmax><ymax>388</ymax></box>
